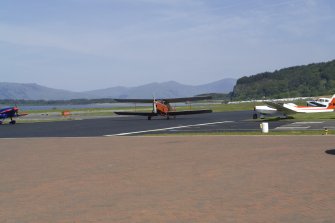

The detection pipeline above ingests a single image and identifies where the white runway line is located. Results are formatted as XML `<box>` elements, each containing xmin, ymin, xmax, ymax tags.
<box><xmin>293</xmin><ymin>122</ymin><xmax>324</xmax><ymax>124</ymax></box>
<box><xmin>105</xmin><ymin>121</ymin><xmax>234</xmax><ymax>136</ymax></box>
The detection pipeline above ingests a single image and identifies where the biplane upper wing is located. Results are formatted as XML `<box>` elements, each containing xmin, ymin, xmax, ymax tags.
<box><xmin>163</xmin><ymin>96</ymin><xmax>212</xmax><ymax>103</ymax></box>
<box><xmin>167</xmin><ymin>109</ymin><xmax>212</xmax><ymax>116</ymax></box>
<box><xmin>114</xmin><ymin>99</ymin><xmax>154</xmax><ymax>103</ymax></box>
<box><xmin>114</xmin><ymin>96</ymin><xmax>212</xmax><ymax>103</ymax></box>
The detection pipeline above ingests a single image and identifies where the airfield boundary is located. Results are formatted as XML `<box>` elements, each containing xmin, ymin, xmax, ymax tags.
<box><xmin>1</xmin><ymin>136</ymin><xmax>335</xmax><ymax>223</ymax></box>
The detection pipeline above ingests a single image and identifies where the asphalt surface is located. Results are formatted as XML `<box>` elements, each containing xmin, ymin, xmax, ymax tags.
<box><xmin>0</xmin><ymin>111</ymin><xmax>279</xmax><ymax>138</ymax></box>
<box><xmin>1</xmin><ymin>110</ymin><xmax>334</xmax><ymax>138</ymax></box>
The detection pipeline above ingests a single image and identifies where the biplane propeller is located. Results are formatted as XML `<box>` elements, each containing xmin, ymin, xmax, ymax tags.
<box><xmin>114</xmin><ymin>96</ymin><xmax>212</xmax><ymax>120</ymax></box>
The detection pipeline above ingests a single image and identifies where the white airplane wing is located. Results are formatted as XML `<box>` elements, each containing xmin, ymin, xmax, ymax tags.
<box><xmin>265</xmin><ymin>102</ymin><xmax>297</xmax><ymax>115</ymax></box>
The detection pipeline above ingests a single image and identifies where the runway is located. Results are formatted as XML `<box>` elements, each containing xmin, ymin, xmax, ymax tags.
<box><xmin>0</xmin><ymin>111</ymin><xmax>283</xmax><ymax>138</ymax></box>
<box><xmin>1</xmin><ymin>111</ymin><xmax>335</xmax><ymax>138</ymax></box>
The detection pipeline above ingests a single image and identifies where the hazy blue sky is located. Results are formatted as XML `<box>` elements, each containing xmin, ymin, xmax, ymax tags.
<box><xmin>1</xmin><ymin>0</ymin><xmax>335</xmax><ymax>91</ymax></box>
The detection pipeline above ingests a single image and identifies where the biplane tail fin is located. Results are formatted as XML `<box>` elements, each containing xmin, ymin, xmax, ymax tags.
<box><xmin>326</xmin><ymin>94</ymin><xmax>335</xmax><ymax>109</ymax></box>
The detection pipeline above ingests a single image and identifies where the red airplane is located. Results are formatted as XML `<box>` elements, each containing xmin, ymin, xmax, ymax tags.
<box><xmin>114</xmin><ymin>96</ymin><xmax>212</xmax><ymax>120</ymax></box>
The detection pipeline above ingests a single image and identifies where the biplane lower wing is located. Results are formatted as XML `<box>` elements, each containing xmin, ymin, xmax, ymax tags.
<box><xmin>114</xmin><ymin>111</ymin><xmax>158</xmax><ymax>116</ymax></box>
<box><xmin>167</xmin><ymin>109</ymin><xmax>212</xmax><ymax>116</ymax></box>
<box><xmin>114</xmin><ymin>109</ymin><xmax>212</xmax><ymax>117</ymax></box>
<box><xmin>114</xmin><ymin>96</ymin><xmax>212</xmax><ymax>103</ymax></box>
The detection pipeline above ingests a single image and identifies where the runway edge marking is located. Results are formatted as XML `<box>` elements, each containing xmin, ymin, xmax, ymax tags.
<box><xmin>105</xmin><ymin>121</ymin><xmax>234</xmax><ymax>136</ymax></box>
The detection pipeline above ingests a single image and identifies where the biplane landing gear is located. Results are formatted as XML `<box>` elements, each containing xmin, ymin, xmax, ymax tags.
<box><xmin>148</xmin><ymin>116</ymin><xmax>152</xmax><ymax>120</ymax></box>
<box><xmin>9</xmin><ymin>120</ymin><xmax>16</xmax><ymax>125</ymax></box>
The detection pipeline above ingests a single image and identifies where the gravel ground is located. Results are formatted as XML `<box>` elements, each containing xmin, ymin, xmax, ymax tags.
<box><xmin>1</xmin><ymin>136</ymin><xmax>334</xmax><ymax>223</ymax></box>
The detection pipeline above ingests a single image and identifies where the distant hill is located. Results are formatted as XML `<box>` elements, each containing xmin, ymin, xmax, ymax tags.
<box><xmin>86</xmin><ymin>78</ymin><xmax>236</xmax><ymax>99</ymax></box>
<box><xmin>232</xmin><ymin>60</ymin><xmax>335</xmax><ymax>100</ymax></box>
<box><xmin>0</xmin><ymin>78</ymin><xmax>236</xmax><ymax>100</ymax></box>
<box><xmin>0</xmin><ymin>83</ymin><xmax>93</xmax><ymax>100</ymax></box>
<box><xmin>5</xmin><ymin>58</ymin><xmax>335</xmax><ymax>101</ymax></box>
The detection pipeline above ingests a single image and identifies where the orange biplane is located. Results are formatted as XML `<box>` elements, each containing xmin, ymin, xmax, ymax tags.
<box><xmin>114</xmin><ymin>96</ymin><xmax>212</xmax><ymax>120</ymax></box>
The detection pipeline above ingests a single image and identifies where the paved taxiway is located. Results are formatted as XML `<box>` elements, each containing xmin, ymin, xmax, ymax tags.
<box><xmin>1</xmin><ymin>136</ymin><xmax>335</xmax><ymax>222</ymax></box>
<box><xmin>0</xmin><ymin>111</ymin><xmax>281</xmax><ymax>138</ymax></box>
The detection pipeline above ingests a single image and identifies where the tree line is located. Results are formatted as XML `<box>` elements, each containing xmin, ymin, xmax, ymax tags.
<box><xmin>231</xmin><ymin>59</ymin><xmax>335</xmax><ymax>100</ymax></box>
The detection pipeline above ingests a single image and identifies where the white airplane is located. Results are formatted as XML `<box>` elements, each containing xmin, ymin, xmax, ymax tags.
<box><xmin>253</xmin><ymin>94</ymin><xmax>335</xmax><ymax>119</ymax></box>
<box><xmin>306</xmin><ymin>97</ymin><xmax>331</xmax><ymax>107</ymax></box>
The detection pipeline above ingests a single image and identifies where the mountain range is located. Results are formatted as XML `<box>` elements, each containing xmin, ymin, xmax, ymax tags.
<box><xmin>0</xmin><ymin>78</ymin><xmax>236</xmax><ymax>100</ymax></box>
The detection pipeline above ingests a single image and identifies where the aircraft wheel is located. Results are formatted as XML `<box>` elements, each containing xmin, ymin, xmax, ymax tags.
<box><xmin>253</xmin><ymin>114</ymin><xmax>258</xmax><ymax>119</ymax></box>
<box><xmin>9</xmin><ymin>120</ymin><xmax>16</xmax><ymax>125</ymax></box>
<box><xmin>148</xmin><ymin>116</ymin><xmax>152</xmax><ymax>120</ymax></box>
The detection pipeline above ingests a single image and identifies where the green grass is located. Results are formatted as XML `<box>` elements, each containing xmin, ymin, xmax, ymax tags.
<box><xmin>24</xmin><ymin>106</ymin><xmax>151</xmax><ymax>114</ymax></box>
<box><xmin>21</xmin><ymin>101</ymin><xmax>335</xmax><ymax>122</ymax></box>
<box><xmin>23</xmin><ymin>102</ymin><xmax>256</xmax><ymax>114</ymax></box>
<box><xmin>291</xmin><ymin>112</ymin><xmax>335</xmax><ymax>120</ymax></box>
<box><xmin>209</xmin><ymin>102</ymin><xmax>257</xmax><ymax>112</ymax></box>
<box><xmin>148</xmin><ymin>130</ymin><xmax>334</xmax><ymax>136</ymax></box>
